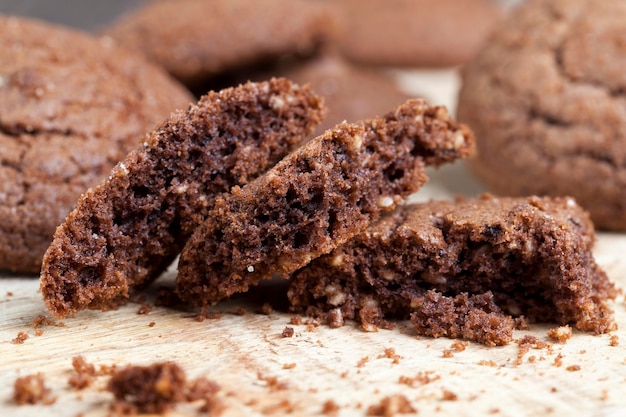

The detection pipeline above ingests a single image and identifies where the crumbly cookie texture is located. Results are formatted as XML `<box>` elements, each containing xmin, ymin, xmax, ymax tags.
<box><xmin>0</xmin><ymin>15</ymin><xmax>192</xmax><ymax>273</ymax></box>
<box><xmin>458</xmin><ymin>0</ymin><xmax>626</xmax><ymax>230</ymax></box>
<box><xmin>40</xmin><ymin>78</ymin><xmax>324</xmax><ymax>318</ymax></box>
<box><xmin>177</xmin><ymin>99</ymin><xmax>474</xmax><ymax>306</ymax></box>
<box><xmin>104</xmin><ymin>0</ymin><xmax>332</xmax><ymax>87</ymax></box>
<box><xmin>289</xmin><ymin>195</ymin><xmax>617</xmax><ymax>346</ymax></box>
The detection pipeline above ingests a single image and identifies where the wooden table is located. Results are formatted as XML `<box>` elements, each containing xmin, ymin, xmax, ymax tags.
<box><xmin>2</xmin><ymin>70</ymin><xmax>626</xmax><ymax>417</ymax></box>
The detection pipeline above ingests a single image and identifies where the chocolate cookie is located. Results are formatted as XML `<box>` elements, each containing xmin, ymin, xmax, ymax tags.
<box><xmin>458</xmin><ymin>0</ymin><xmax>626</xmax><ymax>231</ymax></box>
<box><xmin>40</xmin><ymin>78</ymin><xmax>325</xmax><ymax>318</ymax></box>
<box><xmin>0</xmin><ymin>15</ymin><xmax>192</xmax><ymax>273</ymax></box>
<box><xmin>333</xmin><ymin>0</ymin><xmax>502</xmax><ymax>67</ymax></box>
<box><xmin>104</xmin><ymin>0</ymin><xmax>333</xmax><ymax>88</ymax></box>
<box><xmin>288</xmin><ymin>195</ymin><xmax>617</xmax><ymax>346</ymax></box>
<box><xmin>281</xmin><ymin>53</ymin><xmax>412</xmax><ymax>135</ymax></box>
<box><xmin>177</xmin><ymin>99</ymin><xmax>475</xmax><ymax>306</ymax></box>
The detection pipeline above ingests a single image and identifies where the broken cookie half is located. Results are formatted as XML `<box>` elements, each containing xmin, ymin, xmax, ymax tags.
<box><xmin>288</xmin><ymin>194</ymin><xmax>617</xmax><ymax>346</ymax></box>
<box><xmin>177</xmin><ymin>99</ymin><xmax>475</xmax><ymax>306</ymax></box>
<box><xmin>41</xmin><ymin>78</ymin><xmax>325</xmax><ymax>318</ymax></box>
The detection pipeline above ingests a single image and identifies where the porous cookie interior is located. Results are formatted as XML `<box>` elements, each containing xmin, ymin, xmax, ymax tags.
<box><xmin>288</xmin><ymin>196</ymin><xmax>617</xmax><ymax>345</ymax></box>
<box><xmin>177</xmin><ymin>99</ymin><xmax>475</xmax><ymax>306</ymax></box>
<box><xmin>40</xmin><ymin>78</ymin><xmax>324</xmax><ymax>318</ymax></box>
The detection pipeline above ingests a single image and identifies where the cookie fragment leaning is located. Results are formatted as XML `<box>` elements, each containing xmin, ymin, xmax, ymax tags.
<box><xmin>40</xmin><ymin>78</ymin><xmax>324</xmax><ymax>318</ymax></box>
<box><xmin>288</xmin><ymin>195</ymin><xmax>617</xmax><ymax>346</ymax></box>
<box><xmin>177</xmin><ymin>99</ymin><xmax>474</xmax><ymax>306</ymax></box>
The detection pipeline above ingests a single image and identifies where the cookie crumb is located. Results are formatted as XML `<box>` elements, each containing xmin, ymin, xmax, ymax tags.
<box><xmin>107</xmin><ymin>362</ymin><xmax>187</xmax><ymax>414</ymax></box>
<box><xmin>257</xmin><ymin>372</ymin><xmax>288</xmax><ymax>392</ymax></box>
<box><xmin>281</xmin><ymin>327</ymin><xmax>294</xmax><ymax>338</ymax></box>
<box><xmin>450</xmin><ymin>340</ymin><xmax>469</xmax><ymax>352</ymax></box>
<box><xmin>398</xmin><ymin>371</ymin><xmax>440</xmax><ymax>387</ymax></box>
<box><xmin>547</xmin><ymin>325</ymin><xmax>572</xmax><ymax>343</ymax></box>
<box><xmin>322</xmin><ymin>399</ymin><xmax>341</xmax><ymax>416</ymax></box>
<box><xmin>554</xmin><ymin>353</ymin><xmax>564</xmax><ymax>368</ymax></box>
<box><xmin>12</xmin><ymin>331</ymin><xmax>29</xmax><ymax>344</ymax></box>
<box><xmin>235</xmin><ymin>308</ymin><xmax>246</xmax><ymax>316</ymax></box>
<box><xmin>366</xmin><ymin>394</ymin><xmax>416</xmax><ymax>416</ymax></box>
<box><xmin>610</xmin><ymin>335</ymin><xmax>619</xmax><ymax>347</ymax></box>
<box><xmin>515</xmin><ymin>336</ymin><xmax>551</xmax><ymax>365</ymax></box>
<box><xmin>442</xmin><ymin>389</ymin><xmax>458</xmax><ymax>401</ymax></box>
<box><xmin>357</xmin><ymin>356</ymin><xmax>370</xmax><ymax>368</ymax></box>
<box><xmin>566</xmin><ymin>365</ymin><xmax>581</xmax><ymax>372</ymax></box>
<box><xmin>68</xmin><ymin>356</ymin><xmax>96</xmax><ymax>390</ymax></box>
<box><xmin>377</xmin><ymin>347</ymin><xmax>402</xmax><ymax>364</ymax></box>
<box><xmin>290</xmin><ymin>315</ymin><xmax>303</xmax><ymax>325</ymax></box>
<box><xmin>442</xmin><ymin>349</ymin><xmax>454</xmax><ymax>358</ymax></box>
<box><xmin>13</xmin><ymin>374</ymin><xmax>56</xmax><ymax>405</ymax></box>
<box><xmin>282</xmin><ymin>363</ymin><xmax>297</xmax><ymax>370</ymax></box>
<box><xmin>148</xmin><ymin>321</ymin><xmax>156</xmax><ymax>327</ymax></box>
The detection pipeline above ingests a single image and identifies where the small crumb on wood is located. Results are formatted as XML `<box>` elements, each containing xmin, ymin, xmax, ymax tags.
<box><xmin>235</xmin><ymin>307</ymin><xmax>246</xmax><ymax>316</ymax></box>
<box><xmin>261</xmin><ymin>399</ymin><xmax>296</xmax><ymax>414</ymax></box>
<box><xmin>257</xmin><ymin>372</ymin><xmax>288</xmax><ymax>392</ymax></box>
<box><xmin>610</xmin><ymin>335</ymin><xmax>619</xmax><ymax>347</ymax></box>
<box><xmin>516</xmin><ymin>335</ymin><xmax>551</xmax><ymax>365</ymax></box>
<box><xmin>478</xmin><ymin>360</ymin><xmax>498</xmax><ymax>367</ymax></box>
<box><xmin>450</xmin><ymin>340</ymin><xmax>469</xmax><ymax>352</ymax></box>
<box><xmin>6</xmin><ymin>291</ymin><xmax>13</xmax><ymax>296</ymax></box>
<box><xmin>547</xmin><ymin>325</ymin><xmax>572</xmax><ymax>343</ymax></box>
<box><xmin>366</xmin><ymin>394</ymin><xmax>416</xmax><ymax>416</ymax></box>
<box><xmin>282</xmin><ymin>363</ymin><xmax>297</xmax><ymax>370</ymax></box>
<box><xmin>281</xmin><ymin>327</ymin><xmax>294</xmax><ymax>338</ymax></box>
<box><xmin>442</xmin><ymin>389</ymin><xmax>458</xmax><ymax>401</ymax></box>
<box><xmin>68</xmin><ymin>356</ymin><xmax>96</xmax><ymax>390</ymax></box>
<box><xmin>566</xmin><ymin>365</ymin><xmax>581</xmax><ymax>372</ymax></box>
<box><xmin>357</xmin><ymin>356</ymin><xmax>370</xmax><ymax>368</ymax></box>
<box><xmin>442</xmin><ymin>349</ymin><xmax>454</xmax><ymax>358</ymax></box>
<box><xmin>377</xmin><ymin>347</ymin><xmax>402</xmax><ymax>364</ymax></box>
<box><xmin>290</xmin><ymin>315</ymin><xmax>302</xmax><ymax>325</ymax></box>
<box><xmin>12</xmin><ymin>331</ymin><xmax>29</xmax><ymax>344</ymax></box>
<box><xmin>149</xmin><ymin>321</ymin><xmax>156</xmax><ymax>327</ymax></box>
<box><xmin>398</xmin><ymin>371</ymin><xmax>440</xmax><ymax>388</ymax></box>
<box><xmin>554</xmin><ymin>353</ymin><xmax>564</xmax><ymax>367</ymax></box>
<box><xmin>13</xmin><ymin>374</ymin><xmax>56</xmax><ymax>405</ymax></box>
<box><xmin>322</xmin><ymin>399</ymin><xmax>340</xmax><ymax>416</ymax></box>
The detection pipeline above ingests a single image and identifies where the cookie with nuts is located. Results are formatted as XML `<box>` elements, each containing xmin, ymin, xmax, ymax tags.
<box><xmin>176</xmin><ymin>99</ymin><xmax>475</xmax><ymax>306</ymax></box>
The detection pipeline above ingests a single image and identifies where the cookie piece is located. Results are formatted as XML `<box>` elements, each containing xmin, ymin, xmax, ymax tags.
<box><xmin>104</xmin><ymin>0</ymin><xmax>332</xmax><ymax>87</ymax></box>
<box><xmin>288</xmin><ymin>195</ymin><xmax>617</xmax><ymax>346</ymax></box>
<box><xmin>458</xmin><ymin>0</ymin><xmax>626</xmax><ymax>230</ymax></box>
<box><xmin>40</xmin><ymin>78</ymin><xmax>324</xmax><ymax>318</ymax></box>
<box><xmin>281</xmin><ymin>52</ymin><xmax>412</xmax><ymax>135</ymax></box>
<box><xmin>0</xmin><ymin>15</ymin><xmax>192</xmax><ymax>273</ymax></box>
<box><xmin>333</xmin><ymin>0</ymin><xmax>502</xmax><ymax>67</ymax></box>
<box><xmin>177</xmin><ymin>99</ymin><xmax>475</xmax><ymax>306</ymax></box>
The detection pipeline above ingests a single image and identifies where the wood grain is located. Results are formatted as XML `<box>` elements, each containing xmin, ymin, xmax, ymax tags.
<box><xmin>1</xmin><ymin>70</ymin><xmax>625</xmax><ymax>417</ymax></box>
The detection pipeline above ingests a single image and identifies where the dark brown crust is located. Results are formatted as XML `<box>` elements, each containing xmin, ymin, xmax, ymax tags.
<box><xmin>104</xmin><ymin>0</ymin><xmax>333</xmax><ymax>87</ymax></box>
<box><xmin>177</xmin><ymin>99</ymin><xmax>474</xmax><ymax>306</ymax></box>
<box><xmin>458</xmin><ymin>0</ymin><xmax>626</xmax><ymax>230</ymax></box>
<box><xmin>0</xmin><ymin>15</ymin><xmax>192</xmax><ymax>273</ymax></box>
<box><xmin>40</xmin><ymin>78</ymin><xmax>324</xmax><ymax>318</ymax></box>
<box><xmin>288</xmin><ymin>195</ymin><xmax>617</xmax><ymax>346</ymax></box>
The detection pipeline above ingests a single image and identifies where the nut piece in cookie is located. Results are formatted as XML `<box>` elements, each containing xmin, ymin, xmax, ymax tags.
<box><xmin>177</xmin><ymin>99</ymin><xmax>475</xmax><ymax>306</ymax></box>
<box><xmin>0</xmin><ymin>15</ymin><xmax>192</xmax><ymax>273</ymax></box>
<box><xmin>458</xmin><ymin>0</ymin><xmax>626</xmax><ymax>230</ymax></box>
<box><xmin>289</xmin><ymin>195</ymin><xmax>617</xmax><ymax>346</ymax></box>
<box><xmin>40</xmin><ymin>78</ymin><xmax>324</xmax><ymax>318</ymax></box>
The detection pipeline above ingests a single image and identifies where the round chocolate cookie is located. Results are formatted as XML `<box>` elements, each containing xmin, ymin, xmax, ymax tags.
<box><xmin>281</xmin><ymin>53</ymin><xmax>412</xmax><ymax>135</ymax></box>
<box><xmin>458</xmin><ymin>0</ymin><xmax>626</xmax><ymax>231</ymax></box>
<box><xmin>0</xmin><ymin>15</ymin><xmax>193</xmax><ymax>273</ymax></box>
<box><xmin>333</xmin><ymin>0</ymin><xmax>502</xmax><ymax>67</ymax></box>
<box><xmin>104</xmin><ymin>0</ymin><xmax>333</xmax><ymax>88</ymax></box>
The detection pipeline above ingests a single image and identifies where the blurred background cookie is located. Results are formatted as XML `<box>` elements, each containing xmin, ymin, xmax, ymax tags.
<box><xmin>0</xmin><ymin>15</ymin><xmax>192</xmax><ymax>272</ymax></box>
<box><xmin>332</xmin><ymin>0</ymin><xmax>503</xmax><ymax>67</ymax></box>
<box><xmin>457</xmin><ymin>0</ymin><xmax>626</xmax><ymax>230</ymax></box>
<box><xmin>103</xmin><ymin>0</ymin><xmax>334</xmax><ymax>89</ymax></box>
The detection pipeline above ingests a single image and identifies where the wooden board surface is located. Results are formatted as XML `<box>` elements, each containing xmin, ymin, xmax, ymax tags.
<box><xmin>2</xmin><ymin>70</ymin><xmax>626</xmax><ymax>417</ymax></box>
